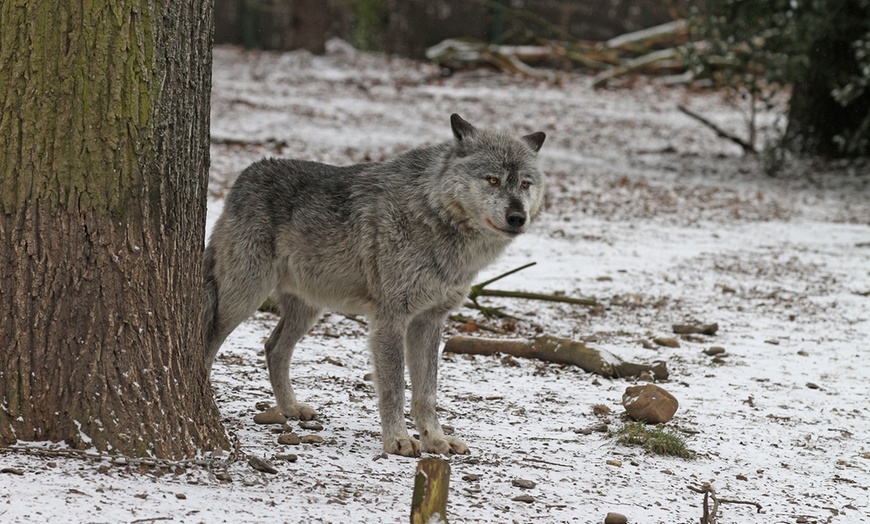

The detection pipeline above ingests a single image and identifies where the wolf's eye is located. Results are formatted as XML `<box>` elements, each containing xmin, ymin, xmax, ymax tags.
<box><xmin>521</xmin><ymin>181</ymin><xmax>531</xmax><ymax>190</ymax></box>
<box><xmin>485</xmin><ymin>176</ymin><xmax>500</xmax><ymax>187</ymax></box>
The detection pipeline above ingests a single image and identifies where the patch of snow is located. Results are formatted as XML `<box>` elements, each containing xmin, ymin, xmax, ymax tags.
<box><xmin>4</xmin><ymin>45</ymin><xmax>869</xmax><ymax>524</ymax></box>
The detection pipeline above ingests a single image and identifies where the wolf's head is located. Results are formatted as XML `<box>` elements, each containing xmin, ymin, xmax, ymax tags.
<box><xmin>441</xmin><ymin>114</ymin><xmax>546</xmax><ymax>238</ymax></box>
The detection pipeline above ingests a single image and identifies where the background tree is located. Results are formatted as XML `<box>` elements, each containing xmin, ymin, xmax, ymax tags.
<box><xmin>689</xmin><ymin>0</ymin><xmax>870</xmax><ymax>158</ymax></box>
<box><xmin>0</xmin><ymin>1</ymin><xmax>227</xmax><ymax>458</ymax></box>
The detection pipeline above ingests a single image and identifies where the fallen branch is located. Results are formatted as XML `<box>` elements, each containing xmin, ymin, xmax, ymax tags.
<box><xmin>688</xmin><ymin>482</ymin><xmax>763</xmax><ymax>524</ymax></box>
<box><xmin>210</xmin><ymin>135</ymin><xmax>288</xmax><ymax>148</ymax></box>
<box><xmin>444</xmin><ymin>335</ymin><xmax>669</xmax><ymax>380</ymax></box>
<box><xmin>591</xmin><ymin>47</ymin><xmax>680</xmax><ymax>88</ymax></box>
<box><xmin>425</xmin><ymin>39</ymin><xmax>556</xmax><ymax>81</ymax></box>
<box><xmin>677</xmin><ymin>105</ymin><xmax>756</xmax><ymax>154</ymax></box>
<box><xmin>466</xmin><ymin>262</ymin><xmax>596</xmax><ymax>318</ymax></box>
<box><xmin>605</xmin><ymin>20</ymin><xmax>688</xmax><ymax>51</ymax></box>
<box><xmin>478</xmin><ymin>288</ymin><xmax>596</xmax><ymax>306</ymax></box>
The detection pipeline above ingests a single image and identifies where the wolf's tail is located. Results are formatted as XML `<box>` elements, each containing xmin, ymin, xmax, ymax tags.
<box><xmin>202</xmin><ymin>244</ymin><xmax>219</xmax><ymax>368</ymax></box>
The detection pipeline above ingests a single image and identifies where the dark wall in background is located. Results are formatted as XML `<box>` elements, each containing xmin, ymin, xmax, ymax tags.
<box><xmin>214</xmin><ymin>0</ymin><xmax>684</xmax><ymax>56</ymax></box>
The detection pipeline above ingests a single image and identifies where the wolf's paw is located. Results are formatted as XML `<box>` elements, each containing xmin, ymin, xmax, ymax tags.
<box><xmin>384</xmin><ymin>436</ymin><xmax>421</xmax><ymax>457</ymax></box>
<box><xmin>422</xmin><ymin>435</ymin><xmax>469</xmax><ymax>455</ymax></box>
<box><xmin>280</xmin><ymin>403</ymin><xmax>317</xmax><ymax>421</ymax></box>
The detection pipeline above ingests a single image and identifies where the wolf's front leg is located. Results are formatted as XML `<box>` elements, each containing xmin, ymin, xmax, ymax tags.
<box><xmin>406</xmin><ymin>311</ymin><xmax>469</xmax><ymax>455</ymax></box>
<box><xmin>369</xmin><ymin>316</ymin><xmax>420</xmax><ymax>457</ymax></box>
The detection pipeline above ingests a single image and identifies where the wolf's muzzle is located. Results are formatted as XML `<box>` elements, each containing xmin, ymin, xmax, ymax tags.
<box><xmin>506</xmin><ymin>210</ymin><xmax>527</xmax><ymax>228</ymax></box>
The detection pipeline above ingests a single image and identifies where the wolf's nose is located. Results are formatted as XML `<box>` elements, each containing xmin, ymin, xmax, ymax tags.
<box><xmin>506</xmin><ymin>211</ymin><xmax>526</xmax><ymax>228</ymax></box>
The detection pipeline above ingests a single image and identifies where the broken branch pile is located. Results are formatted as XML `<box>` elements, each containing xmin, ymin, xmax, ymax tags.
<box><xmin>426</xmin><ymin>19</ymin><xmax>691</xmax><ymax>87</ymax></box>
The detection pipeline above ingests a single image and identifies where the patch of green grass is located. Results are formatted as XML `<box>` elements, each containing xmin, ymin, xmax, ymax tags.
<box><xmin>609</xmin><ymin>422</ymin><xmax>694</xmax><ymax>459</ymax></box>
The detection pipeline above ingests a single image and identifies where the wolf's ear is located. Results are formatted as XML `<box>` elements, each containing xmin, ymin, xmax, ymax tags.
<box><xmin>522</xmin><ymin>132</ymin><xmax>546</xmax><ymax>153</ymax></box>
<box><xmin>450</xmin><ymin>113</ymin><xmax>476</xmax><ymax>142</ymax></box>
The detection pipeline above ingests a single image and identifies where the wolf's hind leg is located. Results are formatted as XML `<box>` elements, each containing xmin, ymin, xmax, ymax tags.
<box><xmin>406</xmin><ymin>310</ymin><xmax>469</xmax><ymax>455</ymax></box>
<box><xmin>266</xmin><ymin>294</ymin><xmax>322</xmax><ymax>420</ymax></box>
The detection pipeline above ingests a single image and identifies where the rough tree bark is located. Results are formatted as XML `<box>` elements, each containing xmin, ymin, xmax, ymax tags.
<box><xmin>0</xmin><ymin>1</ymin><xmax>227</xmax><ymax>458</ymax></box>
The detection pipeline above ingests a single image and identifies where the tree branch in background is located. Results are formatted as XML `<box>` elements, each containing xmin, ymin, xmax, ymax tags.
<box><xmin>678</xmin><ymin>104</ymin><xmax>757</xmax><ymax>154</ymax></box>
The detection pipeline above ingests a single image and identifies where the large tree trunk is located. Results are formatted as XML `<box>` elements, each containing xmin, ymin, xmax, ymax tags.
<box><xmin>0</xmin><ymin>1</ymin><xmax>227</xmax><ymax>459</ymax></box>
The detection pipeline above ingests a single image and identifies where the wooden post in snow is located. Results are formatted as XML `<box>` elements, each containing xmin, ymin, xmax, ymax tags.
<box><xmin>411</xmin><ymin>458</ymin><xmax>450</xmax><ymax>524</ymax></box>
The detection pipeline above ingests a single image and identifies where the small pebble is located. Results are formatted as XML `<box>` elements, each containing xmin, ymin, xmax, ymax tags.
<box><xmin>462</xmin><ymin>473</ymin><xmax>482</xmax><ymax>482</ymax></box>
<box><xmin>604</xmin><ymin>512</ymin><xmax>628</xmax><ymax>524</ymax></box>
<box><xmin>592</xmin><ymin>404</ymin><xmax>612</xmax><ymax>416</ymax></box>
<box><xmin>1</xmin><ymin>467</ymin><xmax>24</xmax><ymax>475</ymax></box>
<box><xmin>806</xmin><ymin>382</ymin><xmax>820</xmax><ymax>390</ymax></box>
<box><xmin>606</xmin><ymin>459</ymin><xmax>622</xmax><ymax>467</ymax></box>
<box><xmin>299</xmin><ymin>420</ymin><xmax>323</xmax><ymax>431</ymax></box>
<box><xmin>248</xmin><ymin>456</ymin><xmax>278</xmax><ymax>474</ymax></box>
<box><xmin>512</xmin><ymin>495</ymin><xmax>535</xmax><ymax>503</ymax></box>
<box><xmin>301</xmin><ymin>434</ymin><xmax>324</xmax><ymax>444</ymax></box>
<box><xmin>215</xmin><ymin>471</ymin><xmax>232</xmax><ymax>482</ymax></box>
<box><xmin>512</xmin><ymin>478</ymin><xmax>536</xmax><ymax>489</ymax></box>
<box><xmin>275</xmin><ymin>453</ymin><xmax>298</xmax><ymax>462</ymax></box>
<box><xmin>653</xmin><ymin>337</ymin><xmax>680</xmax><ymax>348</ymax></box>
<box><xmin>704</xmin><ymin>347</ymin><xmax>726</xmax><ymax>356</ymax></box>
<box><xmin>255</xmin><ymin>401</ymin><xmax>272</xmax><ymax>411</ymax></box>
<box><xmin>253</xmin><ymin>408</ymin><xmax>287</xmax><ymax>425</ymax></box>
<box><xmin>278</xmin><ymin>433</ymin><xmax>301</xmax><ymax>445</ymax></box>
<box><xmin>592</xmin><ymin>422</ymin><xmax>609</xmax><ymax>433</ymax></box>
<box><xmin>175</xmin><ymin>493</ymin><xmax>187</xmax><ymax>500</ymax></box>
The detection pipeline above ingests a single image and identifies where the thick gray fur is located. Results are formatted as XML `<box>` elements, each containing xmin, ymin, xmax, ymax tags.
<box><xmin>203</xmin><ymin>114</ymin><xmax>546</xmax><ymax>456</ymax></box>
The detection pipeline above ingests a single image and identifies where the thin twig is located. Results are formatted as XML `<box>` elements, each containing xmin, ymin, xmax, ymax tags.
<box><xmin>1</xmin><ymin>428</ymin><xmax>247</xmax><ymax>472</ymax></box>
<box><xmin>688</xmin><ymin>482</ymin><xmax>762</xmax><ymax>523</ymax></box>
<box><xmin>470</xmin><ymin>262</ymin><xmax>537</xmax><ymax>294</ymax></box>
<box><xmin>478</xmin><ymin>288</ymin><xmax>596</xmax><ymax>306</ymax></box>
<box><xmin>678</xmin><ymin>105</ymin><xmax>756</xmax><ymax>154</ymax></box>
<box><xmin>466</xmin><ymin>261</ymin><xmax>595</xmax><ymax>318</ymax></box>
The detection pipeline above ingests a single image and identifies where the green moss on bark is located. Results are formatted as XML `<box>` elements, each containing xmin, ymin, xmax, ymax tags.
<box><xmin>0</xmin><ymin>0</ymin><xmax>156</xmax><ymax>217</ymax></box>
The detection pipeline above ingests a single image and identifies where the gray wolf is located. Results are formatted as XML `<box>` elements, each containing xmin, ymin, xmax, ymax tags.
<box><xmin>203</xmin><ymin>114</ymin><xmax>546</xmax><ymax>456</ymax></box>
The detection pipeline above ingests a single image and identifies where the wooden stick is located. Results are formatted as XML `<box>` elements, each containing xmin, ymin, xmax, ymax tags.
<box><xmin>411</xmin><ymin>458</ymin><xmax>450</xmax><ymax>524</ymax></box>
<box><xmin>605</xmin><ymin>20</ymin><xmax>688</xmax><ymax>50</ymax></box>
<box><xmin>444</xmin><ymin>335</ymin><xmax>669</xmax><ymax>379</ymax></box>
<box><xmin>478</xmin><ymin>288</ymin><xmax>597</xmax><ymax>306</ymax></box>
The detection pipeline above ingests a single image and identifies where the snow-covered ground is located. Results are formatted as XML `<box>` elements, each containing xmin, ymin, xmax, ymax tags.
<box><xmin>3</xmin><ymin>44</ymin><xmax>869</xmax><ymax>524</ymax></box>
